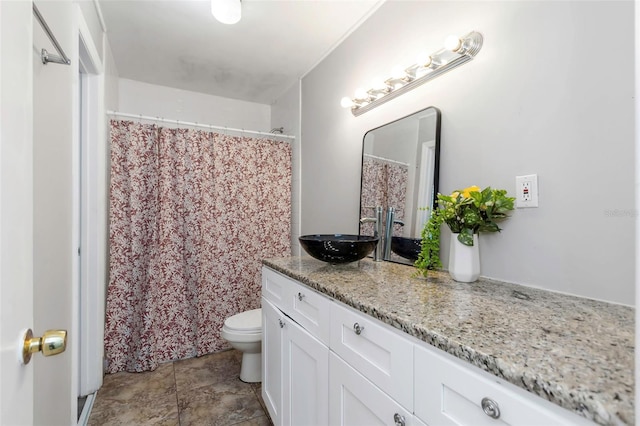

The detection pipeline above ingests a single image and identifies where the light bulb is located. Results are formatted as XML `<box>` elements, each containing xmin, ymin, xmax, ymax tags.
<box><xmin>354</xmin><ymin>88</ymin><xmax>368</xmax><ymax>100</ymax></box>
<box><xmin>391</xmin><ymin>65</ymin><xmax>406</xmax><ymax>80</ymax></box>
<box><xmin>211</xmin><ymin>0</ymin><xmax>241</xmax><ymax>25</ymax></box>
<box><xmin>415</xmin><ymin>53</ymin><xmax>431</xmax><ymax>67</ymax></box>
<box><xmin>340</xmin><ymin>97</ymin><xmax>354</xmax><ymax>108</ymax></box>
<box><xmin>444</xmin><ymin>35</ymin><xmax>462</xmax><ymax>52</ymax></box>
<box><xmin>371</xmin><ymin>78</ymin><xmax>388</xmax><ymax>91</ymax></box>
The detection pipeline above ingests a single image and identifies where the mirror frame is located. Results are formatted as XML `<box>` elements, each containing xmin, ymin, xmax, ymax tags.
<box><xmin>358</xmin><ymin>106</ymin><xmax>441</xmax><ymax>265</ymax></box>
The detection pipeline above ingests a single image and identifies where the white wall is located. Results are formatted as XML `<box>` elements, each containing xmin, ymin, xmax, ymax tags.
<box><xmin>32</xmin><ymin>1</ymin><xmax>75</xmax><ymax>423</ymax></box>
<box><xmin>271</xmin><ymin>81</ymin><xmax>302</xmax><ymax>255</ymax></box>
<box><xmin>300</xmin><ymin>1</ymin><xmax>634</xmax><ymax>304</ymax></box>
<box><xmin>118</xmin><ymin>78</ymin><xmax>271</xmax><ymax>132</ymax></box>
<box><xmin>78</xmin><ymin>1</ymin><xmax>103</xmax><ymax>63</ymax></box>
<box><xmin>104</xmin><ymin>37</ymin><xmax>119</xmax><ymax>111</ymax></box>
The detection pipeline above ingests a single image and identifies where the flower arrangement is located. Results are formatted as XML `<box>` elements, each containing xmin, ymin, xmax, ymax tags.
<box><xmin>438</xmin><ymin>185</ymin><xmax>515</xmax><ymax>246</ymax></box>
<box><xmin>414</xmin><ymin>185</ymin><xmax>515</xmax><ymax>276</ymax></box>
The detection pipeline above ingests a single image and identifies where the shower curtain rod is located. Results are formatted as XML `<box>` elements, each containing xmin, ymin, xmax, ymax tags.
<box><xmin>107</xmin><ymin>111</ymin><xmax>295</xmax><ymax>140</ymax></box>
<box><xmin>33</xmin><ymin>3</ymin><xmax>71</xmax><ymax>65</ymax></box>
<box><xmin>364</xmin><ymin>153</ymin><xmax>410</xmax><ymax>167</ymax></box>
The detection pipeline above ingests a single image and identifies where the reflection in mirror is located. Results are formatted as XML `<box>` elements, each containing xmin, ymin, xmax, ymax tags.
<box><xmin>359</xmin><ymin>107</ymin><xmax>441</xmax><ymax>266</ymax></box>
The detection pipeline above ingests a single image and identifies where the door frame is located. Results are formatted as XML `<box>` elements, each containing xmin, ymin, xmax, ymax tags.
<box><xmin>74</xmin><ymin>4</ymin><xmax>105</xmax><ymax>400</ymax></box>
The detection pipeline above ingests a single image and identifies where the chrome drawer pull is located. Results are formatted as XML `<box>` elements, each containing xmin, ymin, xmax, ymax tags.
<box><xmin>278</xmin><ymin>319</ymin><xmax>285</xmax><ymax>328</ymax></box>
<box><xmin>481</xmin><ymin>397</ymin><xmax>500</xmax><ymax>419</ymax></box>
<box><xmin>297</xmin><ymin>292</ymin><xmax>305</xmax><ymax>301</ymax></box>
<box><xmin>353</xmin><ymin>322</ymin><xmax>364</xmax><ymax>335</ymax></box>
<box><xmin>393</xmin><ymin>413</ymin><xmax>405</xmax><ymax>426</ymax></box>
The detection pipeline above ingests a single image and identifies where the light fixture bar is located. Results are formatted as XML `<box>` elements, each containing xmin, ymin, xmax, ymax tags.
<box><xmin>346</xmin><ymin>31</ymin><xmax>483</xmax><ymax>117</ymax></box>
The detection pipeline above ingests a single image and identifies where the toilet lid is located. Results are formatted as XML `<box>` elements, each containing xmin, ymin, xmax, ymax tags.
<box><xmin>224</xmin><ymin>308</ymin><xmax>262</xmax><ymax>333</ymax></box>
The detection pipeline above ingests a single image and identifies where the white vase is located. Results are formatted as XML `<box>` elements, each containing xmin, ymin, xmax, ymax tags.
<box><xmin>448</xmin><ymin>233</ymin><xmax>480</xmax><ymax>283</ymax></box>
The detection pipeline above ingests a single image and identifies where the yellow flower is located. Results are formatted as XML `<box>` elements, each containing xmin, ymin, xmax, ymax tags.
<box><xmin>451</xmin><ymin>191</ymin><xmax>460</xmax><ymax>199</ymax></box>
<box><xmin>462</xmin><ymin>185</ymin><xmax>481</xmax><ymax>198</ymax></box>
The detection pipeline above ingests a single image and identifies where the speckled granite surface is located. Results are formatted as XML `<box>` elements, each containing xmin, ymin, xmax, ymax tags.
<box><xmin>263</xmin><ymin>256</ymin><xmax>634</xmax><ymax>426</ymax></box>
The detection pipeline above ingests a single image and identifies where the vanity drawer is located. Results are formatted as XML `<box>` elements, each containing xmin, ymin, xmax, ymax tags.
<box><xmin>262</xmin><ymin>267</ymin><xmax>291</xmax><ymax>311</ymax></box>
<box><xmin>330</xmin><ymin>302</ymin><xmax>413</xmax><ymax>411</ymax></box>
<box><xmin>286</xmin><ymin>279</ymin><xmax>331</xmax><ymax>346</ymax></box>
<box><xmin>414</xmin><ymin>343</ymin><xmax>594</xmax><ymax>426</ymax></box>
<box><xmin>262</xmin><ymin>266</ymin><xmax>331</xmax><ymax>345</ymax></box>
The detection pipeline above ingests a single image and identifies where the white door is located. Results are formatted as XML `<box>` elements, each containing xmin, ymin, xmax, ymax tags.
<box><xmin>1</xmin><ymin>2</ymin><xmax>74</xmax><ymax>424</ymax></box>
<box><xmin>0</xmin><ymin>1</ymin><xmax>36</xmax><ymax>424</ymax></box>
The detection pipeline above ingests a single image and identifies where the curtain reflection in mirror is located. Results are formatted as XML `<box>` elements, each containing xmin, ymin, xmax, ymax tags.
<box><xmin>360</xmin><ymin>154</ymin><xmax>408</xmax><ymax>238</ymax></box>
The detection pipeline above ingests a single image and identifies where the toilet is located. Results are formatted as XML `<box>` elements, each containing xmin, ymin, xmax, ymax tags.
<box><xmin>221</xmin><ymin>308</ymin><xmax>262</xmax><ymax>383</ymax></box>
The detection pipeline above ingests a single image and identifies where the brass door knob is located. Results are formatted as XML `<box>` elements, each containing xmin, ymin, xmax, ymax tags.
<box><xmin>22</xmin><ymin>329</ymin><xmax>67</xmax><ymax>365</ymax></box>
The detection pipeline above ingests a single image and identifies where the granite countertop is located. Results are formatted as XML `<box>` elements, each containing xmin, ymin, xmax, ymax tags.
<box><xmin>263</xmin><ymin>256</ymin><xmax>634</xmax><ymax>426</ymax></box>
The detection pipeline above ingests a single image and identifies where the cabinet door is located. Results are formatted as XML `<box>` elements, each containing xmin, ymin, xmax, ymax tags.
<box><xmin>262</xmin><ymin>298</ymin><xmax>284</xmax><ymax>426</ymax></box>
<box><xmin>414</xmin><ymin>344</ymin><xmax>594</xmax><ymax>426</ymax></box>
<box><xmin>283</xmin><ymin>315</ymin><xmax>329</xmax><ymax>426</ymax></box>
<box><xmin>329</xmin><ymin>353</ymin><xmax>413</xmax><ymax>426</ymax></box>
<box><xmin>330</xmin><ymin>302</ymin><xmax>414</xmax><ymax>410</ymax></box>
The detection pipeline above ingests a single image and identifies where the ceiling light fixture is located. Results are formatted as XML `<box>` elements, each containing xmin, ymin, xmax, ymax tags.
<box><xmin>342</xmin><ymin>31</ymin><xmax>483</xmax><ymax>116</ymax></box>
<box><xmin>211</xmin><ymin>0</ymin><xmax>242</xmax><ymax>25</ymax></box>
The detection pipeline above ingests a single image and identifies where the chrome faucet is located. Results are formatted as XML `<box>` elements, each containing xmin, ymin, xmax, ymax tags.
<box><xmin>383</xmin><ymin>207</ymin><xmax>406</xmax><ymax>260</ymax></box>
<box><xmin>383</xmin><ymin>207</ymin><xmax>395</xmax><ymax>260</ymax></box>
<box><xmin>359</xmin><ymin>206</ymin><xmax>384</xmax><ymax>261</ymax></box>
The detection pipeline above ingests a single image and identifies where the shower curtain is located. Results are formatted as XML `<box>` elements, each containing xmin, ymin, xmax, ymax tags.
<box><xmin>360</xmin><ymin>156</ymin><xmax>408</xmax><ymax>237</ymax></box>
<box><xmin>105</xmin><ymin>120</ymin><xmax>291</xmax><ymax>373</ymax></box>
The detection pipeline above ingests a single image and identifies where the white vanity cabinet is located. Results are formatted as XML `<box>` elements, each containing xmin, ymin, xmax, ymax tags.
<box><xmin>262</xmin><ymin>266</ymin><xmax>595</xmax><ymax>426</ymax></box>
<box><xmin>261</xmin><ymin>268</ymin><xmax>330</xmax><ymax>426</ymax></box>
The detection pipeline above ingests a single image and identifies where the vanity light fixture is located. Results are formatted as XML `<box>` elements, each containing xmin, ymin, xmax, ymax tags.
<box><xmin>211</xmin><ymin>0</ymin><xmax>242</xmax><ymax>24</ymax></box>
<box><xmin>341</xmin><ymin>30</ymin><xmax>483</xmax><ymax>116</ymax></box>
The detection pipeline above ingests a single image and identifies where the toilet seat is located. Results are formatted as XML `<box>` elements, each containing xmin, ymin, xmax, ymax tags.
<box><xmin>223</xmin><ymin>308</ymin><xmax>261</xmax><ymax>334</ymax></box>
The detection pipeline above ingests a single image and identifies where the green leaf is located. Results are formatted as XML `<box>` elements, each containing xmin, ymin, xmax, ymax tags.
<box><xmin>478</xmin><ymin>223</ymin><xmax>500</xmax><ymax>233</ymax></box>
<box><xmin>457</xmin><ymin>228</ymin><xmax>475</xmax><ymax>246</ymax></box>
<box><xmin>463</xmin><ymin>209</ymin><xmax>481</xmax><ymax>226</ymax></box>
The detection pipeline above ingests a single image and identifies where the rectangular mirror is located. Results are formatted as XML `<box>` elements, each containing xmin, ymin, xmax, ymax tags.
<box><xmin>359</xmin><ymin>107</ymin><xmax>441</xmax><ymax>265</ymax></box>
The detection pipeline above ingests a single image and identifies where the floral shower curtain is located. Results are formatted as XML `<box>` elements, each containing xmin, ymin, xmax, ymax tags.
<box><xmin>105</xmin><ymin>120</ymin><xmax>291</xmax><ymax>373</ymax></box>
<box><xmin>360</xmin><ymin>156</ymin><xmax>408</xmax><ymax>237</ymax></box>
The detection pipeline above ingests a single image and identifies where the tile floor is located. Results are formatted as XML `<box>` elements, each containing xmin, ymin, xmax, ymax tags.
<box><xmin>88</xmin><ymin>349</ymin><xmax>272</xmax><ymax>426</ymax></box>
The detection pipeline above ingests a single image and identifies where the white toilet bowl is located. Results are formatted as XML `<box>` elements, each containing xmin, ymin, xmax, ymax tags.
<box><xmin>221</xmin><ymin>308</ymin><xmax>262</xmax><ymax>383</ymax></box>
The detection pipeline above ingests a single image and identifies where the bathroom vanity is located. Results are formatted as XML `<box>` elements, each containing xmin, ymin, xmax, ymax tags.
<box><xmin>261</xmin><ymin>257</ymin><xmax>634</xmax><ymax>426</ymax></box>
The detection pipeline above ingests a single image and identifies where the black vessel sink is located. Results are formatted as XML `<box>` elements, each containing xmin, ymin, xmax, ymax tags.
<box><xmin>299</xmin><ymin>234</ymin><xmax>379</xmax><ymax>264</ymax></box>
<box><xmin>390</xmin><ymin>237</ymin><xmax>422</xmax><ymax>262</ymax></box>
